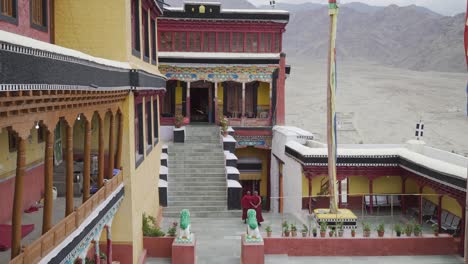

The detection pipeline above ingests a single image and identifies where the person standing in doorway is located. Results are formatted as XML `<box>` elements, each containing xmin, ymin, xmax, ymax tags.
<box><xmin>250</xmin><ymin>191</ymin><xmax>264</xmax><ymax>226</ymax></box>
<box><xmin>241</xmin><ymin>191</ymin><xmax>252</xmax><ymax>223</ymax></box>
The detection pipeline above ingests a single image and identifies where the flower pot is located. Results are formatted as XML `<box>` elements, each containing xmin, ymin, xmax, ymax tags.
<box><xmin>223</xmin><ymin>130</ymin><xmax>228</xmax><ymax>137</ymax></box>
<box><xmin>328</xmin><ymin>231</ymin><xmax>334</xmax><ymax>237</ymax></box>
<box><xmin>363</xmin><ymin>231</ymin><xmax>371</xmax><ymax>237</ymax></box>
<box><xmin>396</xmin><ymin>231</ymin><xmax>401</xmax><ymax>237</ymax></box>
<box><xmin>291</xmin><ymin>231</ymin><xmax>297</xmax><ymax>237</ymax></box>
<box><xmin>351</xmin><ymin>231</ymin><xmax>356</xmax><ymax>237</ymax></box>
<box><xmin>338</xmin><ymin>230</ymin><xmax>344</xmax><ymax>237</ymax></box>
<box><xmin>173</xmin><ymin>127</ymin><xmax>185</xmax><ymax>143</ymax></box>
<box><xmin>405</xmin><ymin>231</ymin><xmax>412</xmax><ymax>237</ymax></box>
<box><xmin>284</xmin><ymin>231</ymin><xmax>290</xmax><ymax>237</ymax></box>
<box><xmin>302</xmin><ymin>232</ymin><xmax>308</xmax><ymax>238</ymax></box>
<box><xmin>378</xmin><ymin>231</ymin><xmax>384</xmax><ymax>237</ymax></box>
<box><xmin>414</xmin><ymin>231</ymin><xmax>421</xmax><ymax>237</ymax></box>
<box><xmin>313</xmin><ymin>233</ymin><xmax>317</xmax><ymax>237</ymax></box>
<box><xmin>434</xmin><ymin>232</ymin><xmax>439</xmax><ymax>237</ymax></box>
<box><xmin>320</xmin><ymin>231</ymin><xmax>326</xmax><ymax>238</ymax></box>
<box><xmin>267</xmin><ymin>231</ymin><xmax>272</xmax><ymax>237</ymax></box>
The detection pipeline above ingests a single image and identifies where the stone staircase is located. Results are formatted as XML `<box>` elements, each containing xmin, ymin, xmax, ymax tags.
<box><xmin>164</xmin><ymin>125</ymin><xmax>241</xmax><ymax>218</ymax></box>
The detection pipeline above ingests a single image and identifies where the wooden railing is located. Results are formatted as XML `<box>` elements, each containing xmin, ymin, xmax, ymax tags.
<box><xmin>9</xmin><ymin>171</ymin><xmax>124</xmax><ymax>264</ymax></box>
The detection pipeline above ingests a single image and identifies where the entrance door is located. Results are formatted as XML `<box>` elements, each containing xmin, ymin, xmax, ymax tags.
<box><xmin>190</xmin><ymin>88</ymin><xmax>209</xmax><ymax>123</ymax></box>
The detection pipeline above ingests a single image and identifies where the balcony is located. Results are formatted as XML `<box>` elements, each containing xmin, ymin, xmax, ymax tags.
<box><xmin>9</xmin><ymin>172</ymin><xmax>124</xmax><ymax>264</ymax></box>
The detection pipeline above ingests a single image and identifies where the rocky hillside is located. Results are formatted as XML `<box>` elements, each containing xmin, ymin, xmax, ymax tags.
<box><xmin>164</xmin><ymin>0</ymin><xmax>255</xmax><ymax>9</ymax></box>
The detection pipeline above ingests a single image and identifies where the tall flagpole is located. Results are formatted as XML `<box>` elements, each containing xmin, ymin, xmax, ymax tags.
<box><xmin>327</xmin><ymin>0</ymin><xmax>339</xmax><ymax>214</ymax></box>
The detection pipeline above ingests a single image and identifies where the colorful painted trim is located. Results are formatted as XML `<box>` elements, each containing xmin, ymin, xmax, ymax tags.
<box><xmin>159</xmin><ymin>65</ymin><xmax>278</xmax><ymax>83</ymax></box>
<box><xmin>235</xmin><ymin>136</ymin><xmax>272</xmax><ymax>148</ymax></box>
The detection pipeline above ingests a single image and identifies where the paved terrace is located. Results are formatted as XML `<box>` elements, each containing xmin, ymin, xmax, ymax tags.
<box><xmin>147</xmin><ymin>212</ymin><xmax>463</xmax><ymax>264</ymax></box>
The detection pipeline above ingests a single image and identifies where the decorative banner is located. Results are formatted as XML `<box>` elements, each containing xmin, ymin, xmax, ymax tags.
<box><xmin>235</xmin><ymin>136</ymin><xmax>272</xmax><ymax>148</ymax></box>
<box><xmin>160</xmin><ymin>65</ymin><xmax>277</xmax><ymax>83</ymax></box>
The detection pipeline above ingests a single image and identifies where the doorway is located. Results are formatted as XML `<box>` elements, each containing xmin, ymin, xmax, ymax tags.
<box><xmin>190</xmin><ymin>88</ymin><xmax>209</xmax><ymax>122</ymax></box>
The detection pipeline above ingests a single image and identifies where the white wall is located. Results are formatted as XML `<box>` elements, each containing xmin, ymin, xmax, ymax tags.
<box><xmin>160</xmin><ymin>126</ymin><xmax>174</xmax><ymax>142</ymax></box>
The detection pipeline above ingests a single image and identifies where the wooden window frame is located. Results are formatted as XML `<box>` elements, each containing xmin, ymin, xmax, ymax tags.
<box><xmin>146</xmin><ymin>100</ymin><xmax>152</xmax><ymax>148</ymax></box>
<box><xmin>135</xmin><ymin>102</ymin><xmax>144</xmax><ymax>167</ymax></box>
<box><xmin>30</xmin><ymin>0</ymin><xmax>48</xmax><ymax>32</ymax></box>
<box><xmin>132</xmin><ymin>0</ymin><xmax>141</xmax><ymax>57</ymax></box>
<box><xmin>153</xmin><ymin>98</ymin><xmax>159</xmax><ymax>146</ymax></box>
<box><xmin>142</xmin><ymin>8</ymin><xmax>149</xmax><ymax>62</ymax></box>
<box><xmin>0</xmin><ymin>0</ymin><xmax>18</xmax><ymax>25</ymax></box>
<box><xmin>150</xmin><ymin>17</ymin><xmax>157</xmax><ymax>64</ymax></box>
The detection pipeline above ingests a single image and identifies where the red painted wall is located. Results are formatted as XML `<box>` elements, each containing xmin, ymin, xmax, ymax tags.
<box><xmin>264</xmin><ymin>235</ymin><xmax>458</xmax><ymax>256</ymax></box>
<box><xmin>0</xmin><ymin>164</ymin><xmax>45</xmax><ymax>224</ymax></box>
<box><xmin>0</xmin><ymin>0</ymin><xmax>51</xmax><ymax>42</ymax></box>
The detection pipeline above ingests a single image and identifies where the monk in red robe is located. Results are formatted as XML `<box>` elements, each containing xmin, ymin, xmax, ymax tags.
<box><xmin>241</xmin><ymin>191</ymin><xmax>252</xmax><ymax>223</ymax></box>
<box><xmin>250</xmin><ymin>191</ymin><xmax>264</xmax><ymax>225</ymax></box>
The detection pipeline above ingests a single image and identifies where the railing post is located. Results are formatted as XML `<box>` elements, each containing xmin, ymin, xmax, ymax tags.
<box><xmin>65</xmin><ymin>122</ymin><xmax>74</xmax><ymax>216</ymax></box>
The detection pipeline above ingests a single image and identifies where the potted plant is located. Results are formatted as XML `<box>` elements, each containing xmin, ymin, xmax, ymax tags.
<box><xmin>290</xmin><ymin>223</ymin><xmax>298</xmax><ymax>237</ymax></box>
<box><xmin>351</xmin><ymin>229</ymin><xmax>356</xmax><ymax>237</ymax></box>
<box><xmin>265</xmin><ymin>225</ymin><xmax>272</xmax><ymax>237</ymax></box>
<box><xmin>219</xmin><ymin>114</ymin><xmax>229</xmax><ymax>137</ymax></box>
<box><xmin>174</xmin><ymin>113</ymin><xmax>186</xmax><ymax>143</ymax></box>
<box><xmin>301</xmin><ymin>224</ymin><xmax>308</xmax><ymax>237</ymax></box>
<box><xmin>319</xmin><ymin>222</ymin><xmax>327</xmax><ymax>238</ymax></box>
<box><xmin>376</xmin><ymin>223</ymin><xmax>385</xmax><ymax>237</ymax></box>
<box><xmin>394</xmin><ymin>224</ymin><xmax>402</xmax><ymax>237</ymax></box>
<box><xmin>432</xmin><ymin>223</ymin><xmax>439</xmax><ymax>236</ymax></box>
<box><xmin>328</xmin><ymin>227</ymin><xmax>335</xmax><ymax>237</ymax></box>
<box><xmin>312</xmin><ymin>227</ymin><xmax>318</xmax><ymax>237</ymax></box>
<box><xmin>363</xmin><ymin>222</ymin><xmax>371</xmax><ymax>237</ymax></box>
<box><xmin>282</xmin><ymin>221</ymin><xmax>290</xmax><ymax>237</ymax></box>
<box><xmin>337</xmin><ymin>222</ymin><xmax>344</xmax><ymax>237</ymax></box>
<box><xmin>167</xmin><ymin>222</ymin><xmax>178</xmax><ymax>237</ymax></box>
<box><xmin>405</xmin><ymin>223</ymin><xmax>413</xmax><ymax>237</ymax></box>
<box><xmin>413</xmin><ymin>223</ymin><xmax>422</xmax><ymax>236</ymax></box>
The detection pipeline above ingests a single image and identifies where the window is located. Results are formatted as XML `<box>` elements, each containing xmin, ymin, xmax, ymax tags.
<box><xmin>223</xmin><ymin>82</ymin><xmax>242</xmax><ymax>118</ymax></box>
<box><xmin>142</xmin><ymin>9</ymin><xmax>149</xmax><ymax>59</ymax></box>
<box><xmin>8</xmin><ymin>129</ymin><xmax>17</xmax><ymax>152</ymax></box>
<box><xmin>0</xmin><ymin>0</ymin><xmax>17</xmax><ymax>23</ymax></box>
<box><xmin>151</xmin><ymin>18</ymin><xmax>156</xmax><ymax>63</ymax></box>
<box><xmin>232</xmin><ymin>32</ymin><xmax>244</xmax><ymax>52</ymax></box>
<box><xmin>203</xmin><ymin>32</ymin><xmax>215</xmax><ymax>52</ymax></box>
<box><xmin>146</xmin><ymin>100</ymin><xmax>152</xmax><ymax>147</ymax></box>
<box><xmin>246</xmin><ymin>33</ymin><xmax>258</xmax><ymax>53</ymax></box>
<box><xmin>31</xmin><ymin>0</ymin><xmax>47</xmax><ymax>29</ymax></box>
<box><xmin>132</xmin><ymin>0</ymin><xmax>140</xmax><ymax>54</ymax></box>
<box><xmin>153</xmin><ymin>98</ymin><xmax>159</xmax><ymax>144</ymax></box>
<box><xmin>217</xmin><ymin>32</ymin><xmax>230</xmax><ymax>52</ymax></box>
<box><xmin>273</xmin><ymin>32</ymin><xmax>281</xmax><ymax>52</ymax></box>
<box><xmin>159</xmin><ymin>32</ymin><xmax>172</xmax><ymax>51</ymax></box>
<box><xmin>162</xmin><ymin>82</ymin><xmax>175</xmax><ymax>117</ymax></box>
<box><xmin>174</xmin><ymin>32</ymin><xmax>187</xmax><ymax>51</ymax></box>
<box><xmin>259</xmin><ymin>33</ymin><xmax>272</xmax><ymax>52</ymax></box>
<box><xmin>135</xmin><ymin>103</ymin><xmax>144</xmax><ymax>166</ymax></box>
<box><xmin>189</xmin><ymin>32</ymin><xmax>201</xmax><ymax>52</ymax></box>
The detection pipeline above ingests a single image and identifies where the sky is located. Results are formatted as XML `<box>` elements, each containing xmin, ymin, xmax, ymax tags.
<box><xmin>248</xmin><ymin>0</ymin><xmax>466</xmax><ymax>16</ymax></box>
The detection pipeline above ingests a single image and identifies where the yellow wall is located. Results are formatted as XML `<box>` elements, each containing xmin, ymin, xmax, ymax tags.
<box><xmin>0</xmin><ymin>127</ymin><xmax>45</xmax><ymax>179</ymax></box>
<box><xmin>235</xmin><ymin>147</ymin><xmax>269</xmax><ymax>197</ymax></box>
<box><xmin>405</xmin><ymin>178</ymin><xmax>419</xmax><ymax>194</ymax></box>
<box><xmin>257</xmin><ymin>82</ymin><xmax>270</xmax><ymax>106</ymax></box>
<box><xmin>442</xmin><ymin>196</ymin><xmax>462</xmax><ymax>218</ymax></box>
<box><xmin>373</xmin><ymin>176</ymin><xmax>402</xmax><ymax>194</ymax></box>
<box><xmin>72</xmin><ymin>113</ymin><xmax>118</xmax><ymax>154</ymax></box>
<box><xmin>55</xmin><ymin>0</ymin><xmax>128</xmax><ymax>62</ymax></box>
<box><xmin>311</xmin><ymin>176</ymin><xmax>327</xmax><ymax>197</ymax></box>
<box><xmin>302</xmin><ymin>172</ymin><xmax>308</xmax><ymax>197</ymax></box>
<box><xmin>348</xmin><ymin>176</ymin><xmax>369</xmax><ymax>194</ymax></box>
<box><xmin>111</xmin><ymin>93</ymin><xmax>162</xmax><ymax>264</ymax></box>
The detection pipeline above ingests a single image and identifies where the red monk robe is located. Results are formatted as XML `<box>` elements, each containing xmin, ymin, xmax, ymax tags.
<box><xmin>241</xmin><ymin>191</ymin><xmax>252</xmax><ymax>222</ymax></box>
<box><xmin>250</xmin><ymin>191</ymin><xmax>264</xmax><ymax>224</ymax></box>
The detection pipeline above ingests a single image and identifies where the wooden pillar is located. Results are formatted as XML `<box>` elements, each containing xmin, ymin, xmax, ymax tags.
<box><xmin>401</xmin><ymin>177</ymin><xmax>407</xmax><ymax>214</ymax></box>
<box><xmin>98</xmin><ymin>115</ymin><xmax>105</xmax><ymax>188</ymax></box>
<box><xmin>461</xmin><ymin>198</ymin><xmax>466</xmax><ymax>258</ymax></box>
<box><xmin>276</xmin><ymin>53</ymin><xmax>286</xmax><ymax>125</ymax></box>
<box><xmin>338</xmin><ymin>180</ymin><xmax>342</xmax><ymax>208</ymax></box>
<box><xmin>83</xmin><ymin>119</ymin><xmax>91</xmax><ymax>202</ymax></box>
<box><xmin>369</xmin><ymin>178</ymin><xmax>373</xmax><ymax>214</ymax></box>
<box><xmin>186</xmin><ymin>82</ymin><xmax>191</xmax><ymax>121</ymax></box>
<box><xmin>419</xmin><ymin>185</ymin><xmax>424</xmax><ymax>225</ymax></box>
<box><xmin>42</xmin><ymin>128</ymin><xmax>54</xmax><ymax>234</ymax></box>
<box><xmin>65</xmin><ymin>122</ymin><xmax>74</xmax><ymax>216</ymax></box>
<box><xmin>308</xmin><ymin>176</ymin><xmax>312</xmax><ymax>214</ymax></box>
<box><xmin>107</xmin><ymin>113</ymin><xmax>115</xmax><ymax>179</ymax></box>
<box><xmin>437</xmin><ymin>195</ymin><xmax>442</xmax><ymax>233</ymax></box>
<box><xmin>214</xmin><ymin>81</ymin><xmax>218</xmax><ymax>124</ymax></box>
<box><xmin>106</xmin><ymin>225</ymin><xmax>112</xmax><ymax>264</ymax></box>
<box><xmin>241</xmin><ymin>82</ymin><xmax>246</xmax><ymax>126</ymax></box>
<box><xmin>11</xmin><ymin>136</ymin><xmax>26</xmax><ymax>259</ymax></box>
<box><xmin>115</xmin><ymin>113</ymin><xmax>123</xmax><ymax>169</ymax></box>
<box><xmin>268</xmin><ymin>81</ymin><xmax>273</xmax><ymax>121</ymax></box>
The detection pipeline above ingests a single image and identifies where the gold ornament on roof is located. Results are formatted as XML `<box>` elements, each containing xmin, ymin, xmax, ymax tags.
<box><xmin>199</xmin><ymin>5</ymin><xmax>205</xmax><ymax>14</ymax></box>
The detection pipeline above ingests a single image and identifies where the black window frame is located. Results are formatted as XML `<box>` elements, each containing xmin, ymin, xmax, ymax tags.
<box><xmin>146</xmin><ymin>100</ymin><xmax>153</xmax><ymax>148</ymax></box>
<box><xmin>30</xmin><ymin>0</ymin><xmax>48</xmax><ymax>32</ymax></box>
<box><xmin>153</xmin><ymin>98</ymin><xmax>159</xmax><ymax>145</ymax></box>
<box><xmin>142</xmin><ymin>8</ymin><xmax>149</xmax><ymax>62</ymax></box>
<box><xmin>132</xmin><ymin>0</ymin><xmax>141</xmax><ymax>57</ymax></box>
<box><xmin>150</xmin><ymin>17</ymin><xmax>157</xmax><ymax>65</ymax></box>
<box><xmin>135</xmin><ymin>102</ymin><xmax>144</xmax><ymax>167</ymax></box>
<box><xmin>0</xmin><ymin>0</ymin><xmax>18</xmax><ymax>25</ymax></box>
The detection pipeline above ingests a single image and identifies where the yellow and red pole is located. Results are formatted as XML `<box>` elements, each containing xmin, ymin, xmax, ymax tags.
<box><xmin>326</xmin><ymin>0</ymin><xmax>339</xmax><ymax>214</ymax></box>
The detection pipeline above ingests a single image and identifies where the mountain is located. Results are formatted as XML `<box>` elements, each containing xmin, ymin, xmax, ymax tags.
<box><xmin>259</xmin><ymin>2</ymin><xmax>322</xmax><ymax>12</ymax></box>
<box><xmin>164</xmin><ymin>0</ymin><xmax>255</xmax><ymax>9</ymax></box>
<box><xmin>283</xmin><ymin>4</ymin><xmax>466</xmax><ymax>72</ymax></box>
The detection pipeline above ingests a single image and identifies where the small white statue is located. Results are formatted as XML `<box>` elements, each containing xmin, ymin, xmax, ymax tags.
<box><xmin>246</xmin><ymin>209</ymin><xmax>262</xmax><ymax>242</ymax></box>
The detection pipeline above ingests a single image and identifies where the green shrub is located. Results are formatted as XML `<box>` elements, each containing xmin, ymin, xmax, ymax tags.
<box><xmin>143</xmin><ymin>213</ymin><xmax>165</xmax><ymax>237</ymax></box>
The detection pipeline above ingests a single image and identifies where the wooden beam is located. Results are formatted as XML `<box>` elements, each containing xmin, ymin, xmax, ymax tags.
<box><xmin>83</xmin><ymin>119</ymin><xmax>91</xmax><ymax>202</ymax></box>
<box><xmin>11</xmin><ymin>136</ymin><xmax>26</xmax><ymax>259</ymax></box>
<box><xmin>42</xmin><ymin>128</ymin><xmax>54</xmax><ymax>234</ymax></box>
<box><xmin>65</xmin><ymin>122</ymin><xmax>74</xmax><ymax>216</ymax></box>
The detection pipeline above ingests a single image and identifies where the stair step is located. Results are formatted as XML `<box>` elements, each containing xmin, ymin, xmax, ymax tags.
<box><xmin>162</xmin><ymin>210</ymin><xmax>242</xmax><ymax>218</ymax></box>
<box><xmin>168</xmin><ymin>186</ymin><xmax>226</xmax><ymax>191</ymax></box>
<box><xmin>168</xmin><ymin>200</ymin><xmax>226</xmax><ymax>206</ymax></box>
<box><xmin>168</xmin><ymin>177</ymin><xmax>226</xmax><ymax>183</ymax></box>
<box><xmin>163</xmin><ymin>206</ymin><xmax>228</xmax><ymax>212</ymax></box>
<box><xmin>168</xmin><ymin>195</ymin><xmax>226</xmax><ymax>201</ymax></box>
<box><xmin>169</xmin><ymin>168</ymin><xmax>225</xmax><ymax>174</ymax></box>
<box><xmin>168</xmin><ymin>182</ymin><xmax>226</xmax><ymax>187</ymax></box>
<box><xmin>169</xmin><ymin>191</ymin><xmax>226</xmax><ymax>196</ymax></box>
<box><xmin>168</xmin><ymin>164</ymin><xmax>225</xmax><ymax>169</ymax></box>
